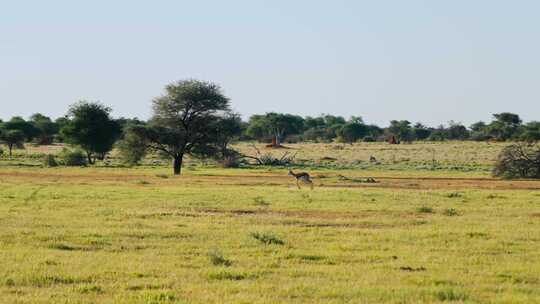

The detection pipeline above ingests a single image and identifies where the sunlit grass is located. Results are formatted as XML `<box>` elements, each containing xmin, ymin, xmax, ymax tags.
<box><xmin>0</xmin><ymin>165</ymin><xmax>539</xmax><ymax>303</ymax></box>
<box><xmin>0</xmin><ymin>142</ymin><xmax>539</xmax><ymax>303</ymax></box>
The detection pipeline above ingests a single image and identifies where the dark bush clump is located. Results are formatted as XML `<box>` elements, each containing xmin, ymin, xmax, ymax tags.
<box><xmin>250</xmin><ymin>232</ymin><xmax>285</xmax><ymax>245</ymax></box>
<box><xmin>116</xmin><ymin>132</ymin><xmax>147</xmax><ymax>166</ymax></box>
<box><xmin>208</xmin><ymin>249</ymin><xmax>232</xmax><ymax>266</ymax></box>
<box><xmin>43</xmin><ymin>154</ymin><xmax>58</xmax><ymax>167</ymax></box>
<box><xmin>493</xmin><ymin>144</ymin><xmax>540</xmax><ymax>179</ymax></box>
<box><xmin>59</xmin><ymin>149</ymin><xmax>87</xmax><ymax>166</ymax></box>
<box><xmin>417</xmin><ymin>206</ymin><xmax>434</xmax><ymax>214</ymax></box>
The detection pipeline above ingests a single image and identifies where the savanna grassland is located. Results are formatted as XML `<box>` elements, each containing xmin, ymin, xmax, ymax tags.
<box><xmin>1</xmin><ymin>142</ymin><xmax>539</xmax><ymax>303</ymax></box>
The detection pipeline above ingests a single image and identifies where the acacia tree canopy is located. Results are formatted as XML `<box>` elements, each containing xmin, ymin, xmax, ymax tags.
<box><xmin>0</xmin><ymin>129</ymin><xmax>25</xmax><ymax>157</ymax></box>
<box><xmin>2</xmin><ymin>117</ymin><xmax>39</xmax><ymax>141</ymax></box>
<box><xmin>337</xmin><ymin>122</ymin><xmax>368</xmax><ymax>144</ymax></box>
<box><xmin>246</xmin><ymin>112</ymin><xmax>304</xmax><ymax>145</ymax></box>
<box><xmin>30</xmin><ymin>113</ymin><xmax>59</xmax><ymax>145</ymax></box>
<box><xmin>128</xmin><ymin>79</ymin><xmax>235</xmax><ymax>175</ymax></box>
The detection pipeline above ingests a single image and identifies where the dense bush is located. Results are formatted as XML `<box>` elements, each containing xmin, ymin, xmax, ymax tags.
<box><xmin>493</xmin><ymin>144</ymin><xmax>540</xmax><ymax>179</ymax></box>
<box><xmin>116</xmin><ymin>132</ymin><xmax>147</xmax><ymax>166</ymax></box>
<box><xmin>43</xmin><ymin>154</ymin><xmax>58</xmax><ymax>167</ymax></box>
<box><xmin>59</xmin><ymin>149</ymin><xmax>88</xmax><ymax>166</ymax></box>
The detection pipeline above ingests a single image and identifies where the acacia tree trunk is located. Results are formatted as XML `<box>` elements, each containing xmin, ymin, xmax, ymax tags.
<box><xmin>173</xmin><ymin>153</ymin><xmax>184</xmax><ymax>175</ymax></box>
<box><xmin>86</xmin><ymin>152</ymin><xmax>94</xmax><ymax>165</ymax></box>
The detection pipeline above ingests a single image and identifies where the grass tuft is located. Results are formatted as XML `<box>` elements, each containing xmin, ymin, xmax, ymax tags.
<box><xmin>208</xmin><ymin>249</ymin><xmax>232</xmax><ymax>266</ymax></box>
<box><xmin>48</xmin><ymin>243</ymin><xmax>76</xmax><ymax>251</ymax></box>
<box><xmin>417</xmin><ymin>206</ymin><xmax>434</xmax><ymax>213</ymax></box>
<box><xmin>138</xmin><ymin>291</ymin><xmax>177</xmax><ymax>303</ymax></box>
<box><xmin>253</xmin><ymin>196</ymin><xmax>270</xmax><ymax>206</ymax></box>
<box><xmin>250</xmin><ymin>232</ymin><xmax>285</xmax><ymax>245</ymax></box>
<box><xmin>435</xmin><ymin>288</ymin><xmax>468</xmax><ymax>301</ymax></box>
<box><xmin>443</xmin><ymin>208</ymin><xmax>459</xmax><ymax>216</ymax></box>
<box><xmin>208</xmin><ymin>271</ymin><xmax>247</xmax><ymax>281</ymax></box>
<box><xmin>26</xmin><ymin>275</ymin><xmax>92</xmax><ymax>287</ymax></box>
<box><xmin>447</xmin><ymin>192</ymin><xmax>462</xmax><ymax>198</ymax></box>
<box><xmin>78</xmin><ymin>284</ymin><xmax>104</xmax><ymax>294</ymax></box>
<box><xmin>298</xmin><ymin>254</ymin><xmax>326</xmax><ymax>262</ymax></box>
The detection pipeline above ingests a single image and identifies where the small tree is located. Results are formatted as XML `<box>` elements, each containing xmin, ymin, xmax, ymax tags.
<box><xmin>337</xmin><ymin>122</ymin><xmax>368</xmax><ymax>144</ymax></box>
<box><xmin>387</xmin><ymin>120</ymin><xmax>414</xmax><ymax>142</ymax></box>
<box><xmin>212</xmin><ymin>113</ymin><xmax>243</xmax><ymax>159</ymax></box>
<box><xmin>521</xmin><ymin>121</ymin><xmax>540</xmax><ymax>142</ymax></box>
<box><xmin>488</xmin><ymin>112</ymin><xmax>522</xmax><ymax>140</ymax></box>
<box><xmin>128</xmin><ymin>79</ymin><xmax>233</xmax><ymax>175</ymax></box>
<box><xmin>2</xmin><ymin>116</ymin><xmax>39</xmax><ymax>141</ymax></box>
<box><xmin>30</xmin><ymin>113</ymin><xmax>59</xmax><ymax>145</ymax></box>
<box><xmin>446</xmin><ymin>121</ymin><xmax>470</xmax><ymax>140</ymax></box>
<box><xmin>54</xmin><ymin>117</ymin><xmax>71</xmax><ymax>142</ymax></box>
<box><xmin>116</xmin><ymin>129</ymin><xmax>148</xmax><ymax>166</ymax></box>
<box><xmin>60</xmin><ymin>101</ymin><xmax>121</xmax><ymax>164</ymax></box>
<box><xmin>412</xmin><ymin>123</ymin><xmax>432</xmax><ymax>140</ymax></box>
<box><xmin>246</xmin><ymin>113</ymin><xmax>304</xmax><ymax>146</ymax></box>
<box><xmin>1</xmin><ymin>130</ymin><xmax>25</xmax><ymax>157</ymax></box>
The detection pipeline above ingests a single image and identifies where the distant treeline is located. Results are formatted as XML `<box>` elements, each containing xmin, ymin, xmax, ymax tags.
<box><xmin>0</xmin><ymin>111</ymin><xmax>538</xmax><ymax>147</ymax></box>
<box><xmin>1</xmin><ymin>79</ymin><xmax>539</xmax><ymax>175</ymax></box>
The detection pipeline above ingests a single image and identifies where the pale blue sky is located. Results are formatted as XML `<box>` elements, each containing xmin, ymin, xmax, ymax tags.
<box><xmin>1</xmin><ymin>0</ymin><xmax>539</xmax><ymax>126</ymax></box>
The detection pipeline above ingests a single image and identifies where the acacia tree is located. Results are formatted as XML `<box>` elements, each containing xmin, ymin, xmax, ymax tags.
<box><xmin>2</xmin><ymin>116</ymin><xmax>39</xmax><ymax>141</ymax></box>
<box><xmin>488</xmin><ymin>112</ymin><xmax>522</xmax><ymax>140</ymax></box>
<box><xmin>211</xmin><ymin>113</ymin><xmax>243</xmax><ymax>159</ymax></box>
<box><xmin>128</xmin><ymin>79</ymin><xmax>233</xmax><ymax>175</ymax></box>
<box><xmin>30</xmin><ymin>113</ymin><xmax>59</xmax><ymax>145</ymax></box>
<box><xmin>1</xmin><ymin>129</ymin><xmax>25</xmax><ymax>157</ymax></box>
<box><xmin>60</xmin><ymin>101</ymin><xmax>121</xmax><ymax>164</ymax></box>
<box><xmin>521</xmin><ymin>121</ymin><xmax>540</xmax><ymax>142</ymax></box>
<box><xmin>337</xmin><ymin>122</ymin><xmax>368</xmax><ymax>144</ymax></box>
<box><xmin>246</xmin><ymin>113</ymin><xmax>304</xmax><ymax>146</ymax></box>
<box><xmin>387</xmin><ymin>120</ymin><xmax>413</xmax><ymax>142</ymax></box>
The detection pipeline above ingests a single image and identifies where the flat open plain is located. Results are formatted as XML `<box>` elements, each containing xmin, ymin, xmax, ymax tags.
<box><xmin>1</xmin><ymin>142</ymin><xmax>539</xmax><ymax>303</ymax></box>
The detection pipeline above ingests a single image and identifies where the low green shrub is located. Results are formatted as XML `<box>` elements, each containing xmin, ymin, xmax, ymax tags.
<box><xmin>417</xmin><ymin>206</ymin><xmax>434</xmax><ymax>213</ymax></box>
<box><xmin>250</xmin><ymin>232</ymin><xmax>285</xmax><ymax>245</ymax></box>
<box><xmin>208</xmin><ymin>249</ymin><xmax>232</xmax><ymax>266</ymax></box>
<box><xmin>43</xmin><ymin>154</ymin><xmax>58</xmax><ymax>167</ymax></box>
<box><xmin>59</xmin><ymin>149</ymin><xmax>87</xmax><ymax>166</ymax></box>
<box><xmin>443</xmin><ymin>208</ymin><xmax>459</xmax><ymax>216</ymax></box>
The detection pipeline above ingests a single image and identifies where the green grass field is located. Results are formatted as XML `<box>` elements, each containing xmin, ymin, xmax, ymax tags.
<box><xmin>1</xmin><ymin>142</ymin><xmax>539</xmax><ymax>303</ymax></box>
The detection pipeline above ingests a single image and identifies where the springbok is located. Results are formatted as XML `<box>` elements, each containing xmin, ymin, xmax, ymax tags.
<box><xmin>288</xmin><ymin>169</ymin><xmax>314</xmax><ymax>189</ymax></box>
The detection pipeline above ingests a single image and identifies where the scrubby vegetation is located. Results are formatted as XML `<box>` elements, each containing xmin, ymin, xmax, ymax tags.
<box><xmin>1</xmin><ymin>80</ymin><xmax>538</xmax><ymax>175</ymax></box>
<box><xmin>493</xmin><ymin>143</ymin><xmax>540</xmax><ymax>179</ymax></box>
<box><xmin>58</xmin><ymin>148</ymin><xmax>87</xmax><ymax>166</ymax></box>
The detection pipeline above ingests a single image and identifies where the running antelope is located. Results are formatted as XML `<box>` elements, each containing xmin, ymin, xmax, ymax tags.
<box><xmin>288</xmin><ymin>169</ymin><xmax>314</xmax><ymax>189</ymax></box>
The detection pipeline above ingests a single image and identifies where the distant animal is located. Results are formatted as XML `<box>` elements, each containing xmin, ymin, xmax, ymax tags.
<box><xmin>369</xmin><ymin>155</ymin><xmax>377</xmax><ymax>163</ymax></box>
<box><xmin>288</xmin><ymin>169</ymin><xmax>314</xmax><ymax>189</ymax></box>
